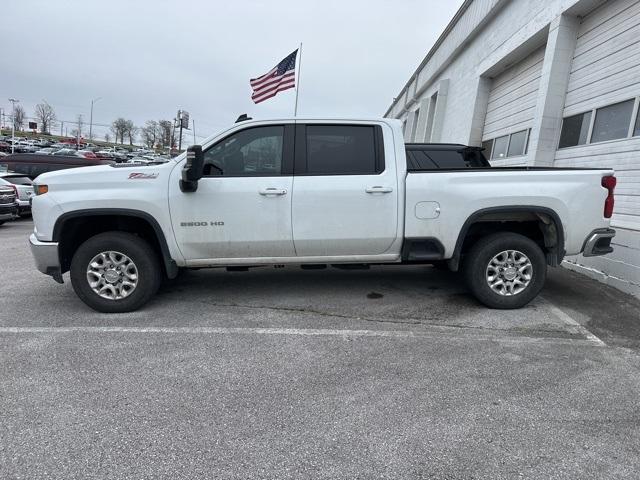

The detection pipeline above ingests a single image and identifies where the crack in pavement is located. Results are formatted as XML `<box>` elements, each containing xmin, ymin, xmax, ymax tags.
<box><xmin>166</xmin><ymin>297</ymin><xmax>585</xmax><ymax>339</ymax></box>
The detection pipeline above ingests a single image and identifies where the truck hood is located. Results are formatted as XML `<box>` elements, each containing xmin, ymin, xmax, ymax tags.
<box><xmin>36</xmin><ymin>162</ymin><xmax>177</xmax><ymax>185</ymax></box>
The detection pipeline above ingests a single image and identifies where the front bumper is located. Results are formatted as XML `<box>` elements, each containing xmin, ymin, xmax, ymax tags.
<box><xmin>17</xmin><ymin>198</ymin><xmax>31</xmax><ymax>211</ymax></box>
<box><xmin>29</xmin><ymin>233</ymin><xmax>63</xmax><ymax>283</ymax></box>
<box><xmin>582</xmin><ymin>228</ymin><xmax>616</xmax><ymax>257</ymax></box>
<box><xmin>0</xmin><ymin>203</ymin><xmax>18</xmax><ymax>221</ymax></box>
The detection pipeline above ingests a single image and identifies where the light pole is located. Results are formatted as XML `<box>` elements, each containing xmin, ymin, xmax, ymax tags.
<box><xmin>89</xmin><ymin>97</ymin><xmax>102</xmax><ymax>141</ymax></box>
<box><xmin>8</xmin><ymin>98</ymin><xmax>19</xmax><ymax>154</ymax></box>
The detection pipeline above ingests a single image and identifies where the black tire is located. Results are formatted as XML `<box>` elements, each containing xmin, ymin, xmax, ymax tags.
<box><xmin>70</xmin><ymin>232</ymin><xmax>161</xmax><ymax>313</ymax></box>
<box><xmin>463</xmin><ymin>232</ymin><xmax>547</xmax><ymax>309</ymax></box>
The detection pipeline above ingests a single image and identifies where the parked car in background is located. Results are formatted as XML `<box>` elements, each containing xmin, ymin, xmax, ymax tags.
<box><xmin>0</xmin><ymin>184</ymin><xmax>18</xmax><ymax>225</ymax></box>
<box><xmin>0</xmin><ymin>141</ymin><xmax>11</xmax><ymax>152</ymax></box>
<box><xmin>0</xmin><ymin>173</ymin><xmax>34</xmax><ymax>216</ymax></box>
<box><xmin>35</xmin><ymin>139</ymin><xmax>53</xmax><ymax>148</ymax></box>
<box><xmin>0</xmin><ymin>153</ymin><xmax>114</xmax><ymax>179</ymax></box>
<box><xmin>76</xmin><ymin>150</ymin><xmax>98</xmax><ymax>159</ymax></box>
<box><xmin>35</xmin><ymin>147</ymin><xmax>57</xmax><ymax>155</ymax></box>
<box><xmin>51</xmin><ymin>148</ymin><xmax>78</xmax><ymax>156</ymax></box>
<box><xmin>16</xmin><ymin>140</ymin><xmax>37</xmax><ymax>153</ymax></box>
<box><xmin>96</xmin><ymin>149</ymin><xmax>128</xmax><ymax>162</ymax></box>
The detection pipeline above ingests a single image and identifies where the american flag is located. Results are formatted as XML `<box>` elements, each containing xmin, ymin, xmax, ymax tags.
<box><xmin>250</xmin><ymin>49</ymin><xmax>298</xmax><ymax>104</ymax></box>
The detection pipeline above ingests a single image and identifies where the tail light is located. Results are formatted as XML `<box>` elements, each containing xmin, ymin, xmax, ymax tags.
<box><xmin>601</xmin><ymin>175</ymin><xmax>616</xmax><ymax>218</ymax></box>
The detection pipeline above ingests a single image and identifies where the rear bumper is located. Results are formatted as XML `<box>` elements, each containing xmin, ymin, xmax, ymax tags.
<box><xmin>582</xmin><ymin>228</ymin><xmax>615</xmax><ymax>257</ymax></box>
<box><xmin>29</xmin><ymin>233</ymin><xmax>63</xmax><ymax>283</ymax></box>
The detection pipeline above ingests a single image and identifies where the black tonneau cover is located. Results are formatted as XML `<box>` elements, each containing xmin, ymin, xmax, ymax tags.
<box><xmin>405</xmin><ymin>143</ymin><xmax>490</xmax><ymax>171</ymax></box>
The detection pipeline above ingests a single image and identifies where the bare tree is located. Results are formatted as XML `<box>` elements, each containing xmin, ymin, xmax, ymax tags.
<box><xmin>111</xmin><ymin>118</ymin><xmax>128</xmax><ymax>144</ymax></box>
<box><xmin>158</xmin><ymin>120</ymin><xmax>173</xmax><ymax>149</ymax></box>
<box><xmin>34</xmin><ymin>102</ymin><xmax>56</xmax><ymax>134</ymax></box>
<box><xmin>140</xmin><ymin>120</ymin><xmax>159</xmax><ymax>148</ymax></box>
<box><xmin>124</xmin><ymin>120</ymin><xmax>138</xmax><ymax>145</ymax></box>
<box><xmin>110</xmin><ymin>120</ymin><xmax>120</xmax><ymax>144</ymax></box>
<box><xmin>104</xmin><ymin>132</ymin><xmax>111</xmax><ymax>143</ymax></box>
<box><xmin>13</xmin><ymin>105</ymin><xmax>25</xmax><ymax>131</ymax></box>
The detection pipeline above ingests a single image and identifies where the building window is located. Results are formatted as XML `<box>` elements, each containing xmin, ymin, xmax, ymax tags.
<box><xmin>591</xmin><ymin>99</ymin><xmax>634</xmax><ymax>143</ymax></box>
<box><xmin>507</xmin><ymin>129</ymin><xmax>528</xmax><ymax>157</ymax></box>
<box><xmin>485</xmin><ymin>129</ymin><xmax>529</xmax><ymax>160</ymax></box>
<box><xmin>558</xmin><ymin>97</ymin><xmax>640</xmax><ymax>149</ymax></box>
<box><xmin>410</xmin><ymin>108</ymin><xmax>420</xmax><ymax>141</ymax></box>
<box><xmin>559</xmin><ymin>111</ymin><xmax>591</xmax><ymax>148</ymax></box>
<box><xmin>481</xmin><ymin>139</ymin><xmax>493</xmax><ymax>158</ymax></box>
<box><xmin>491</xmin><ymin>135</ymin><xmax>509</xmax><ymax>159</ymax></box>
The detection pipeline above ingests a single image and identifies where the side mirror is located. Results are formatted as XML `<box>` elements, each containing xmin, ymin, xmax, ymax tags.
<box><xmin>180</xmin><ymin>145</ymin><xmax>204</xmax><ymax>192</ymax></box>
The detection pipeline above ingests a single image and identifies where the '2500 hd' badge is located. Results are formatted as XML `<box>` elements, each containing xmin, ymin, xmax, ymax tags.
<box><xmin>128</xmin><ymin>172</ymin><xmax>159</xmax><ymax>179</ymax></box>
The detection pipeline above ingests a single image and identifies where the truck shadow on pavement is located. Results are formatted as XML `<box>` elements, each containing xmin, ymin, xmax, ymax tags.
<box><xmin>151</xmin><ymin>265</ymin><xmax>611</xmax><ymax>343</ymax></box>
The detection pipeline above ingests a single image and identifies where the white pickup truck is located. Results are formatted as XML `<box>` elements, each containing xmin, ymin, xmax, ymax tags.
<box><xmin>29</xmin><ymin>118</ymin><xmax>617</xmax><ymax>313</ymax></box>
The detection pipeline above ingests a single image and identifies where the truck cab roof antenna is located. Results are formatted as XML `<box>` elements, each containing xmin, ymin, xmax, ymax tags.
<box><xmin>235</xmin><ymin>114</ymin><xmax>252</xmax><ymax>123</ymax></box>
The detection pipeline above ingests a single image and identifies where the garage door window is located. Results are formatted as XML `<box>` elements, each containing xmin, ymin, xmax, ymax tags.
<box><xmin>559</xmin><ymin>112</ymin><xmax>591</xmax><ymax>148</ymax></box>
<box><xmin>633</xmin><ymin>103</ymin><xmax>640</xmax><ymax>137</ymax></box>
<box><xmin>506</xmin><ymin>130</ymin><xmax>528</xmax><ymax>157</ymax></box>
<box><xmin>305</xmin><ymin>125</ymin><xmax>381</xmax><ymax>175</ymax></box>
<box><xmin>591</xmin><ymin>100</ymin><xmax>634</xmax><ymax>143</ymax></box>
<box><xmin>491</xmin><ymin>135</ymin><xmax>509</xmax><ymax>159</ymax></box>
<box><xmin>481</xmin><ymin>139</ymin><xmax>493</xmax><ymax>158</ymax></box>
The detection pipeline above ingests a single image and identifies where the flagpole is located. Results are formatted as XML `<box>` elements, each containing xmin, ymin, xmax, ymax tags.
<box><xmin>294</xmin><ymin>42</ymin><xmax>302</xmax><ymax>117</ymax></box>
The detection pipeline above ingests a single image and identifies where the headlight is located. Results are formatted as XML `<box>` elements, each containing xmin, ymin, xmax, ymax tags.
<box><xmin>34</xmin><ymin>184</ymin><xmax>48</xmax><ymax>195</ymax></box>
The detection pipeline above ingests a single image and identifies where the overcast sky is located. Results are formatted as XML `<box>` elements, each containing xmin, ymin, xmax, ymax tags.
<box><xmin>3</xmin><ymin>0</ymin><xmax>462</xmax><ymax>143</ymax></box>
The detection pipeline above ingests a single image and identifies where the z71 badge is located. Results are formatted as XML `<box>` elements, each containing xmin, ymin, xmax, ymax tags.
<box><xmin>128</xmin><ymin>172</ymin><xmax>159</xmax><ymax>179</ymax></box>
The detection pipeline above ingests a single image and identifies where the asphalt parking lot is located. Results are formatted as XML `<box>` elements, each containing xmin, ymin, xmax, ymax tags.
<box><xmin>1</xmin><ymin>218</ymin><xmax>639</xmax><ymax>479</ymax></box>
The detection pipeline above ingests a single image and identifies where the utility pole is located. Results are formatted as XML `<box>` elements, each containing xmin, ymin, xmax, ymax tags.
<box><xmin>89</xmin><ymin>97</ymin><xmax>101</xmax><ymax>141</ymax></box>
<box><xmin>178</xmin><ymin>110</ymin><xmax>183</xmax><ymax>151</ymax></box>
<box><xmin>8</xmin><ymin>98</ymin><xmax>19</xmax><ymax>154</ymax></box>
<box><xmin>192</xmin><ymin>119</ymin><xmax>196</xmax><ymax>145</ymax></box>
<box><xmin>60</xmin><ymin>121</ymin><xmax>64</xmax><ymax>137</ymax></box>
<box><xmin>77</xmin><ymin>116</ymin><xmax>81</xmax><ymax>150</ymax></box>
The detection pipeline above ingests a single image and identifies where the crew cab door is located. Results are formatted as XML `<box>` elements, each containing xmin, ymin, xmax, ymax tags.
<box><xmin>291</xmin><ymin>123</ymin><xmax>398</xmax><ymax>256</ymax></box>
<box><xmin>168</xmin><ymin>124</ymin><xmax>295</xmax><ymax>261</ymax></box>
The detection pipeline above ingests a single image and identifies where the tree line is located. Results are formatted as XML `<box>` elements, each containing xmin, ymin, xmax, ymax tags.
<box><xmin>6</xmin><ymin>100</ymin><xmax>175</xmax><ymax>149</ymax></box>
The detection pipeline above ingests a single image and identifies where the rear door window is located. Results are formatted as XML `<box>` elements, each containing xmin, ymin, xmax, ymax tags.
<box><xmin>304</xmin><ymin>125</ymin><xmax>382</xmax><ymax>175</ymax></box>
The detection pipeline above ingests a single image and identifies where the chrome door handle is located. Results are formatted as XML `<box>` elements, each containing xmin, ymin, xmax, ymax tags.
<box><xmin>365</xmin><ymin>186</ymin><xmax>393</xmax><ymax>194</ymax></box>
<box><xmin>259</xmin><ymin>187</ymin><xmax>287</xmax><ymax>196</ymax></box>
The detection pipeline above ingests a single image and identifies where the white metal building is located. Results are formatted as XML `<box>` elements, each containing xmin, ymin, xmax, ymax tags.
<box><xmin>386</xmin><ymin>0</ymin><xmax>640</xmax><ymax>297</ymax></box>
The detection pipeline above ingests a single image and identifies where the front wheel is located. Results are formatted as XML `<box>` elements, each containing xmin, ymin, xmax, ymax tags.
<box><xmin>463</xmin><ymin>232</ymin><xmax>547</xmax><ymax>309</ymax></box>
<box><xmin>70</xmin><ymin>232</ymin><xmax>161</xmax><ymax>313</ymax></box>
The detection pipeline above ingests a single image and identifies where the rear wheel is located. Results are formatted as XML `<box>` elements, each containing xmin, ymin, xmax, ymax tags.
<box><xmin>463</xmin><ymin>232</ymin><xmax>546</xmax><ymax>309</ymax></box>
<box><xmin>70</xmin><ymin>232</ymin><xmax>161</xmax><ymax>313</ymax></box>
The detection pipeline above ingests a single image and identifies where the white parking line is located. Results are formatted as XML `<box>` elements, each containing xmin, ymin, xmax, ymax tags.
<box><xmin>0</xmin><ymin>324</ymin><xmax>604</xmax><ymax>347</ymax></box>
<box><xmin>540</xmin><ymin>297</ymin><xmax>606</xmax><ymax>347</ymax></box>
